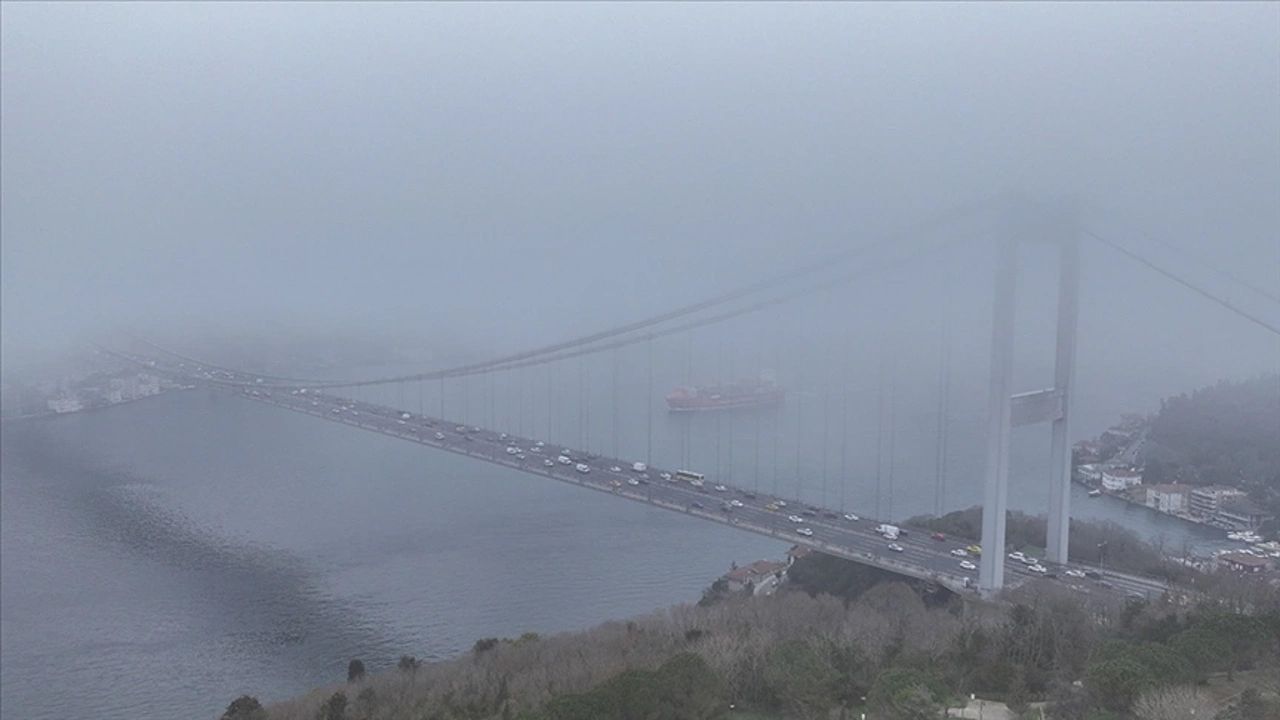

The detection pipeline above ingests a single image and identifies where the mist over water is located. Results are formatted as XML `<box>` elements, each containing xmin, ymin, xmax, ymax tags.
<box><xmin>2</xmin><ymin>352</ymin><xmax>1232</xmax><ymax>719</ymax></box>
<box><xmin>1</xmin><ymin>3</ymin><xmax>1277</xmax><ymax>719</ymax></box>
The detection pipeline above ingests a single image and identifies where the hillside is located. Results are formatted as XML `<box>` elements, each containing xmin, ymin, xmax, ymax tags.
<box><xmin>215</xmin><ymin>553</ymin><xmax>1279</xmax><ymax>720</ymax></box>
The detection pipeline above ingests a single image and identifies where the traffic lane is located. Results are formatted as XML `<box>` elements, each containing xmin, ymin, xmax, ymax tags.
<box><xmin>270</xmin><ymin>396</ymin><xmax>1095</xmax><ymax>586</ymax></box>
<box><xmin>250</xmin><ymin>388</ymin><xmax>1152</xmax><ymax>598</ymax></box>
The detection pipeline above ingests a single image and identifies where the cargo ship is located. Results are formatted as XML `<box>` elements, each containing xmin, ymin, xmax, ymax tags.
<box><xmin>666</xmin><ymin>378</ymin><xmax>784</xmax><ymax>412</ymax></box>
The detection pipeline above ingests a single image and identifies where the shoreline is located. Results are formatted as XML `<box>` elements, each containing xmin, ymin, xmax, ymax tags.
<box><xmin>0</xmin><ymin>387</ymin><xmax>193</xmax><ymax>425</ymax></box>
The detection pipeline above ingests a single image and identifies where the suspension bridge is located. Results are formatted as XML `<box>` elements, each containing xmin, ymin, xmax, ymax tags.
<box><xmin>104</xmin><ymin>196</ymin><xmax>1278</xmax><ymax>600</ymax></box>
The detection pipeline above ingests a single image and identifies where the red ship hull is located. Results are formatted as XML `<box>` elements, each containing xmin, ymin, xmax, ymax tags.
<box><xmin>666</xmin><ymin>384</ymin><xmax>784</xmax><ymax>412</ymax></box>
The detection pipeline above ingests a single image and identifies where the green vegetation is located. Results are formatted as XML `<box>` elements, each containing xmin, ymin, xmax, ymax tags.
<box><xmin>255</xmin><ymin>551</ymin><xmax>1278</xmax><ymax>720</ymax></box>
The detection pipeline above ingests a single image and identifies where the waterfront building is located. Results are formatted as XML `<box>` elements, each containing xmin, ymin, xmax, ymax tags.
<box><xmin>1189</xmin><ymin>485</ymin><xmax>1246</xmax><ymax>520</ymax></box>
<box><xmin>724</xmin><ymin>560</ymin><xmax>788</xmax><ymax>596</ymax></box>
<box><xmin>1143</xmin><ymin>483</ymin><xmax>1189</xmax><ymax>515</ymax></box>
<box><xmin>1101</xmin><ymin>467</ymin><xmax>1142</xmax><ymax>492</ymax></box>
<box><xmin>1216</xmin><ymin>497</ymin><xmax>1273</xmax><ymax>531</ymax></box>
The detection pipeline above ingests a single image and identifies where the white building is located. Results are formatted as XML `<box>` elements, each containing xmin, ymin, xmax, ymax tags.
<box><xmin>1143</xmin><ymin>484</ymin><xmax>1189</xmax><ymax>515</ymax></box>
<box><xmin>724</xmin><ymin>560</ymin><xmax>788</xmax><ymax>596</ymax></box>
<box><xmin>47</xmin><ymin>395</ymin><xmax>84</xmax><ymax>413</ymax></box>
<box><xmin>1101</xmin><ymin>468</ymin><xmax>1143</xmax><ymax>492</ymax></box>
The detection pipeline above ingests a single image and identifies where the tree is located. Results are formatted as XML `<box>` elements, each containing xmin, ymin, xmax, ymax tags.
<box><xmin>1132</xmin><ymin>685</ymin><xmax>1218</xmax><ymax>720</ymax></box>
<box><xmin>867</xmin><ymin>668</ymin><xmax>946</xmax><ymax>720</ymax></box>
<box><xmin>1215</xmin><ymin>688</ymin><xmax>1270</xmax><ymax>720</ymax></box>
<box><xmin>1086</xmin><ymin>656</ymin><xmax>1154</xmax><ymax>712</ymax></box>
<box><xmin>316</xmin><ymin>691</ymin><xmax>347</xmax><ymax>720</ymax></box>
<box><xmin>347</xmin><ymin>658</ymin><xmax>366</xmax><ymax>683</ymax></box>
<box><xmin>221</xmin><ymin>695</ymin><xmax>267</xmax><ymax>720</ymax></box>
<box><xmin>1006</xmin><ymin>666</ymin><xmax>1030</xmax><ymax>719</ymax></box>
<box><xmin>762</xmin><ymin>640</ymin><xmax>838</xmax><ymax>719</ymax></box>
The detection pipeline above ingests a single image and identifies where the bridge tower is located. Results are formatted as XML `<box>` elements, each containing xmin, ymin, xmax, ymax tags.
<box><xmin>978</xmin><ymin>200</ymin><xmax>1080</xmax><ymax>594</ymax></box>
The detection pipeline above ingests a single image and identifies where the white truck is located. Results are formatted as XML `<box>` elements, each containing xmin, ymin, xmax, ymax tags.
<box><xmin>876</xmin><ymin>524</ymin><xmax>901</xmax><ymax>540</ymax></box>
<box><xmin>632</xmin><ymin>462</ymin><xmax>648</xmax><ymax>472</ymax></box>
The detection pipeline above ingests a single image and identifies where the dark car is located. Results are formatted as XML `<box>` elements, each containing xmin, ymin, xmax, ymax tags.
<box><xmin>1084</xmin><ymin>571</ymin><xmax>1102</xmax><ymax>580</ymax></box>
<box><xmin>690</xmin><ymin>501</ymin><xmax>705</xmax><ymax>510</ymax></box>
<box><xmin>802</xmin><ymin>510</ymin><xmax>816</xmax><ymax>517</ymax></box>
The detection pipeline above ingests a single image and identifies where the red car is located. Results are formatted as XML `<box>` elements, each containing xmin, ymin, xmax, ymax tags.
<box><xmin>931</xmin><ymin>532</ymin><xmax>946</xmax><ymax>542</ymax></box>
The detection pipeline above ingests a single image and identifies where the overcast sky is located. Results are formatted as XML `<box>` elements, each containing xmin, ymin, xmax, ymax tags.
<box><xmin>2</xmin><ymin>2</ymin><xmax>1277</xmax><ymax>389</ymax></box>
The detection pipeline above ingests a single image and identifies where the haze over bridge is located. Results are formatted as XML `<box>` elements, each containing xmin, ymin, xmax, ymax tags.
<box><xmin>107</xmin><ymin>197</ymin><xmax>1278</xmax><ymax>600</ymax></box>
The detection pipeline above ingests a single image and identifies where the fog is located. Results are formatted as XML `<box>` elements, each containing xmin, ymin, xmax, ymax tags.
<box><xmin>2</xmin><ymin>2</ymin><xmax>1278</xmax><ymax>405</ymax></box>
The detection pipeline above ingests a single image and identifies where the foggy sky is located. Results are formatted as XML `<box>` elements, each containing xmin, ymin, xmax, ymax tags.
<box><xmin>2</xmin><ymin>2</ymin><xmax>1278</xmax><ymax>391</ymax></box>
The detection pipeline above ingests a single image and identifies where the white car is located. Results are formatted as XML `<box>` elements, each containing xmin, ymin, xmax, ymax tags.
<box><xmin>887</xmin><ymin>543</ymin><xmax>905</xmax><ymax>553</ymax></box>
<box><xmin>714</xmin><ymin>484</ymin><xmax>727</xmax><ymax>492</ymax></box>
<box><xmin>795</xmin><ymin>527</ymin><xmax>814</xmax><ymax>537</ymax></box>
<box><xmin>543</xmin><ymin>459</ymin><xmax>555</xmax><ymax>467</ymax></box>
<box><xmin>1028</xmin><ymin>564</ymin><xmax>1047</xmax><ymax>574</ymax></box>
<box><xmin>401</xmin><ymin>413</ymin><xmax>411</xmax><ymax>420</ymax></box>
<box><xmin>397</xmin><ymin>419</ymin><xmax>406</xmax><ymax>425</ymax></box>
<box><xmin>500</xmin><ymin>433</ymin><xmax>508</xmax><ymax>439</ymax></box>
<box><xmin>627</xmin><ymin>478</ymin><xmax>640</xmax><ymax>486</ymax></box>
<box><xmin>1022</xmin><ymin>556</ymin><xmax>1038</xmax><ymax>566</ymax></box>
<box><xmin>1008</xmin><ymin>551</ymin><xmax>1026</xmax><ymax>562</ymax></box>
<box><xmin>557</xmin><ymin>456</ymin><xmax>572</xmax><ymax>465</ymax></box>
<box><xmin>610</xmin><ymin>466</ymin><xmax>622</xmax><ymax>473</ymax></box>
<box><xmin>515</xmin><ymin>453</ymin><xmax>526</xmax><ymax>460</ymax></box>
<box><xmin>960</xmin><ymin>560</ymin><xmax>977</xmax><ymax>571</ymax></box>
<box><xmin>950</xmin><ymin>548</ymin><xmax>969</xmax><ymax>557</ymax></box>
<box><xmin>632</xmin><ymin>462</ymin><xmax>647</xmax><ymax>472</ymax></box>
<box><xmin>535</xmin><ymin>441</ymin><xmax>544</xmax><ymax>447</ymax></box>
<box><xmin>729</xmin><ymin>499</ymin><xmax>744</xmax><ymax>508</ymax></box>
<box><xmin>661</xmin><ymin>472</ymin><xmax>674</xmax><ymax>481</ymax></box>
<box><xmin>843</xmin><ymin>513</ymin><xmax>860</xmax><ymax>521</ymax></box>
<box><xmin>530</xmin><ymin>446</ymin><xmax>541</xmax><ymax>453</ymax></box>
<box><xmin>776</xmin><ymin>501</ymin><xmax>788</xmax><ymax>508</ymax></box>
<box><xmin>434</xmin><ymin>432</ymin><xmax>445</xmax><ymax>440</ymax></box>
<box><xmin>575</xmin><ymin>463</ymin><xmax>590</xmax><ymax>474</ymax></box>
<box><xmin>1065</xmin><ymin>569</ymin><xmax>1086</xmax><ymax>578</ymax></box>
<box><xmin>787</xmin><ymin>515</ymin><xmax>804</xmax><ymax>523</ymax></box>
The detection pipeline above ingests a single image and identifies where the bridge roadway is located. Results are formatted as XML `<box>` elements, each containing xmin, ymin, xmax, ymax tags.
<box><xmin>219</xmin><ymin>394</ymin><xmax>1167</xmax><ymax>603</ymax></box>
<box><xmin>137</xmin><ymin>357</ymin><xmax>1170</xmax><ymax>601</ymax></box>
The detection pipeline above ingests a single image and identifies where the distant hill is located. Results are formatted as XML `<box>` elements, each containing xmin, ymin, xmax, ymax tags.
<box><xmin>1143</xmin><ymin>375</ymin><xmax>1280</xmax><ymax>527</ymax></box>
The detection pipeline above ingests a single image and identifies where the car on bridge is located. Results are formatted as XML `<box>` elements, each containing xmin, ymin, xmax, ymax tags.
<box><xmin>887</xmin><ymin>543</ymin><xmax>904</xmax><ymax>553</ymax></box>
<box><xmin>959</xmin><ymin>560</ymin><xmax>977</xmax><ymax>571</ymax></box>
<box><xmin>950</xmin><ymin>548</ymin><xmax>968</xmax><ymax>557</ymax></box>
<box><xmin>843</xmin><ymin>513</ymin><xmax>859</xmax><ymax>521</ymax></box>
<box><xmin>557</xmin><ymin>455</ymin><xmax>572</xmax><ymax>465</ymax></box>
<box><xmin>574</xmin><ymin>463</ymin><xmax>590</xmax><ymax>474</ymax></box>
<box><xmin>787</xmin><ymin>515</ymin><xmax>804</xmax><ymax>523</ymax></box>
<box><xmin>1065</xmin><ymin>569</ymin><xmax>1086</xmax><ymax>578</ymax></box>
<box><xmin>795</xmin><ymin>527</ymin><xmax>814</xmax><ymax>537</ymax></box>
<box><xmin>434</xmin><ymin>432</ymin><xmax>445</xmax><ymax>440</ymax></box>
<box><xmin>543</xmin><ymin>459</ymin><xmax>555</xmax><ymax>467</ymax></box>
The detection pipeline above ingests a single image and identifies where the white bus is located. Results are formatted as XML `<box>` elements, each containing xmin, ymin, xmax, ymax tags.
<box><xmin>674</xmin><ymin>470</ymin><xmax>705</xmax><ymax>487</ymax></box>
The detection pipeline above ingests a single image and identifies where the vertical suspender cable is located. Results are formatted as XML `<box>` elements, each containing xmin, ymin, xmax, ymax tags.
<box><xmin>646</xmin><ymin>336</ymin><xmax>654</xmax><ymax>465</ymax></box>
